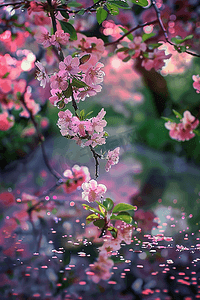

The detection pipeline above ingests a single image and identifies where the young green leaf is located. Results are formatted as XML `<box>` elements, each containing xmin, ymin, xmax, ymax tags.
<box><xmin>142</xmin><ymin>32</ymin><xmax>156</xmax><ymax>42</ymax></box>
<box><xmin>60</xmin><ymin>10</ymin><xmax>69</xmax><ymax>19</ymax></box>
<box><xmin>119</xmin><ymin>27</ymin><xmax>133</xmax><ymax>41</ymax></box>
<box><xmin>72</xmin><ymin>77</ymin><xmax>87</xmax><ymax>88</ymax></box>
<box><xmin>107</xmin><ymin>226</ymin><xmax>118</xmax><ymax>238</ymax></box>
<box><xmin>82</xmin><ymin>204</ymin><xmax>105</xmax><ymax>217</ymax></box>
<box><xmin>86</xmin><ymin>213</ymin><xmax>100</xmax><ymax>224</ymax></box>
<box><xmin>161</xmin><ymin>117</ymin><xmax>176</xmax><ymax>123</ymax></box>
<box><xmin>130</xmin><ymin>0</ymin><xmax>148</xmax><ymax>6</ymax></box>
<box><xmin>106</xmin><ymin>2</ymin><xmax>119</xmax><ymax>15</ymax></box>
<box><xmin>59</xmin><ymin>20</ymin><xmax>77</xmax><ymax>40</ymax></box>
<box><xmin>172</xmin><ymin>110</ymin><xmax>182</xmax><ymax>119</ymax></box>
<box><xmin>103</xmin><ymin>198</ymin><xmax>114</xmax><ymax>211</ymax></box>
<box><xmin>96</xmin><ymin>7</ymin><xmax>108</xmax><ymax>25</ymax></box>
<box><xmin>93</xmin><ymin>219</ymin><xmax>105</xmax><ymax>228</ymax></box>
<box><xmin>67</xmin><ymin>1</ymin><xmax>82</xmax><ymax>7</ymax></box>
<box><xmin>110</xmin><ymin>213</ymin><xmax>133</xmax><ymax>224</ymax></box>
<box><xmin>112</xmin><ymin>203</ymin><xmax>137</xmax><ymax>213</ymax></box>
<box><xmin>108</xmin><ymin>0</ymin><xmax>130</xmax><ymax>9</ymax></box>
<box><xmin>77</xmin><ymin>8</ymin><xmax>85</xmax><ymax>15</ymax></box>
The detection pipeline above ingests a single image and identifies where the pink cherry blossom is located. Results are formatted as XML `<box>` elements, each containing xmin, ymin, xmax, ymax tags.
<box><xmin>35</xmin><ymin>61</ymin><xmax>49</xmax><ymax>88</ymax></box>
<box><xmin>0</xmin><ymin>111</ymin><xmax>14</xmax><ymax>131</ymax></box>
<box><xmin>59</xmin><ymin>55</ymin><xmax>80</xmax><ymax>76</ymax></box>
<box><xmin>63</xmin><ymin>165</ymin><xmax>91</xmax><ymax>194</ymax></box>
<box><xmin>84</xmin><ymin>131</ymin><xmax>106</xmax><ymax>148</ymax></box>
<box><xmin>142</xmin><ymin>49</ymin><xmax>172</xmax><ymax>71</ymax></box>
<box><xmin>85</xmin><ymin>62</ymin><xmax>105</xmax><ymax>86</ymax></box>
<box><xmin>105</xmin><ymin>147</ymin><xmax>120</xmax><ymax>172</ymax></box>
<box><xmin>50</xmin><ymin>70</ymin><xmax>68</xmax><ymax>91</ymax></box>
<box><xmin>35</xmin><ymin>27</ymin><xmax>52</xmax><ymax>48</ymax></box>
<box><xmin>89</xmin><ymin>108</ymin><xmax>107</xmax><ymax>134</ymax></box>
<box><xmin>165</xmin><ymin>110</ymin><xmax>199</xmax><ymax>142</ymax></box>
<box><xmin>50</xmin><ymin>30</ymin><xmax>70</xmax><ymax>48</ymax></box>
<box><xmin>82</xmin><ymin>179</ymin><xmax>107</xmax><ymax>202</ymax></box>
<box><xmin>192</xmin><ymin>75</ymin><xmax>200</xmax><ymax>93</ymax></box>
<box><xmin>128</xmin><ymin>36</ymin><xmax>147</xmax><ymax>58</ymax></box>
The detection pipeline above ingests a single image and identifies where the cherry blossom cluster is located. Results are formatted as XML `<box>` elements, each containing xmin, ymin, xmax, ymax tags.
<box><xmin>36</xmin><ymin>27</ymin><xmax>70</xmax><ymax>49</ymax></box>
<box><xmin>88</xmin><ymin>222</ymin><xmax>133</xmax><ymax>283</ymax></box>
<box><xmin>0</xmin><ymin>53</ymin><xmax>40</xmax><ymax>131</ymax></box>
<box><xmin>105</xmin><ymin>147</ymin><xmax>120</xmax><ymax>172</ymax></box>
<box><xmin>82</xmin><ymin>179</ymin><xmax>107</xmax><ymax>203</ymax></box>
<box><xmin>117</xmin><ymin>35</ymin><xmax>172</xmax><ymax>71</ymax></box>
<box><xmin>62</xmin><ymin>164</ymin><xmax>91</xmax><ymax>194</ymax></box>
<box><xmin>57</xmin><ymin>108</ymin><xmax>107</xmax><ymax>148</ymax></box>
<box><xmin>165</xmin><ymin>110</ymin><xmax>199</xmax><ymax>141</ymax></box>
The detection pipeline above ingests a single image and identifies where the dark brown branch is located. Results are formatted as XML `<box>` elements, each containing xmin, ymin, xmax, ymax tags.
<box><xmin>152</xmin><ymin>0</ymin><xmax>200</xmax><ymax>58</ymax></box>
<box><xmin>89</xmin><ymin>145</ymin><xmax>102</xmax><ymax>179</ymax></box>
<box><xmin>105</xmin><ymin>19</ymin><xmax>158</xmax><ymax>47</ymax></box>
<box><xmin>47</xmin><ymin>0</ymin><xmax>64</xmax><ymax>61</ymax></box>
<box><xmin>71</xmin><ymin>87</ymin><xmax>79</xmax><ymax>113</ymax></box>
<box><xmin>0</xmin><ymin>1</ymin><xmax>23</xmax><ymax>8</ymax></box>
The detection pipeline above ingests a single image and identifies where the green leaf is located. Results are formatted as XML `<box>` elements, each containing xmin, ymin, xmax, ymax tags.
<box><xmin>172</xmin><ymin>110</ymin><xmax>182</xmax><ymax>119</ymax></box>
<box><xmin>96</xmin><ymin>7</ymin><xmax>108</xmax><ymax>25</ymax></box>
<box><xmin>103</xmin><ymin>198</ymin><xmax>114</xmax><ymax>211</ymax></box>
<box><xmin>86</xmin><ymin>213</ymin><xmax>100</xmax><ymax>224</ymax></box>
<box><xmin>14</xmin><ymin>217</ymin><xmax>21</xmax><ymax>225</ymax></box>
<box><xmin>2</xmin><ymin>72</ymin><xmax>10</xmax><ymax>79</ymax></box>
<box><xmin>119</xmin><ymin>27</ymin><xmax>133</xmax><ymax>41</ymax></box>
<box><xmin>148</xmin><ymin>43</ymin><xmax>163</xmax><ymax>49</ymax></box>
<box><xmin>106</xmin><ymin>3</ymin><xmax>119</xmax><ymax>15</ymax></box>
<box><xmin>130</xmin><ymin>0</ymin><xmax>148</xmax><ymax>6</ymax></box>
<box><xmin>80</xmin><ymin>109</ymin><xmax>85</xmax><ymax>120</ymax></box>
<box><xmin>108</xmin><ymin>0</ymin><xmax>130</xmax><ymax>9</ymax></box>
<box><xmin>27</xmin><ymin>201</ymin><xmax>32</xmax><ymax>208</ymax></box>
<box><xmin>82</xmin><ymin>204</ymin><xmax>105</xmax><ymax>217</ymax></box>
<box><xmin>59</xmin><ymin>20</ymin><xmax>77</xmax><ymax>40</ymax></box>
<box><xmin>93</xmin><ymin>0</ymin><xmax>99</xmax><ymax>3</ymax></box>
<box><xmin>104</xmin><ymin>131</ymin><xmax>109</xmax><ymax>137</ymax></box>
<box><xmin>67</xmin><ymin>1</ymin><xmax>82</xmax><ymax>7</ymax></box>
<box><xmin>51</xmin><ymin>208</ymin><xmax>57</xmax><ymax>215</ymax></box>
<box><xmin>110</xmin><ymin>213</ymin><xmax>133</xmax><ymax>224</ymax></box>
<box><xmin>60</xmin><ymin>10</ymin><xmax>69</xmax><ymax>19</ymax></box>
<box><xmin>116</xmin><ymin>47</ymin><xmax>129</xmax><ymax>53</ymax></box>
<box><xmin>122</xmin><ymin>55</ymin><xmax>131</xmax><ymax>62</ymax></box>
<box><xmin>63</xmin><ymin>84</ymin><xmax>72</xmax><ymax>98</ymax></box>
<box><xmin>72</xmin><ymin>77</ymin><xmax>87</xmax><ymax>88</ymax></box>
<box><xmin>93</xmin><ymin>219</ymin><xmax>105</xmax><ymax>228</ymax></box>
<box><xmin>85</xmin><ymin>111</ymin><xmax>93</xmax><ymax>118</ymax></box>
<box><xmin>161</xmin><ymin>117</ymin><xmax>175</xmax><ymax>123</ymax></box>
<box><xmin>96</xmin><ymin>200</ymin><xmax>107</xmax><ymax>211</ymax></box>
<box><xmin>171</xmin><ymin>34</ymin><xmax>193</xmax><ymax>45</ymax></box>
<box><xmin>107</xmin><ymin>226</ymin><xmax>118</xmax><ymax>238</ymax></box>
<box><xmin>77</xmin><ymin>8</ymin><xmax>85</xmax><ymax>15</ymax></box>
<box><xmin>193</xmin><ymin>129</ymin><xmax>200</xmax><ymax>136</ymax></box>
<box><xmin>142</xmin><ymin>32</ymin><xmax>156</xmax><ymax>42</ymax></box>
<box><xmin>112</xmin><ymin>203</ymin><xmax>137</xmax><ymax>213</ymax></box>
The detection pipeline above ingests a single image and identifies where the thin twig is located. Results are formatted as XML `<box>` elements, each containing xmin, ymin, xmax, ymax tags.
<box><xmin>104</xmin><ymin>19</ymin><xmax>158</xmax><ymax>47</ymax></box>
<box><xmin>152</xmin><ymin>0</ymin><xmax>200</xmax><ymax>58</ymax></box>
<box><xmin>89</xmin><ymin>145</ymin><xmax>102</xmax><ymax>179</ymax></box>
<box><xmin>71</xmin><ymin>87</ymin><xmax>79</xmax><ymax>113</ymax></box>
<box><xmin>20</xmin><ymin>95</ymin><xmax>62</xmax><ymax>180</ymax></box>
<box><xmin>0</xmin><ymin>1</ymin><xmax>23</xmax><ymax>8</ymax></box>
<box><xmin>47</xmin><ymin>0</ymin><xmax>64</xmax><ymax>61</ymax></box>
<box><xmin>56</xmin><ymin>0</ymin><xmax>103</xmax><ymax>14</ymax></box>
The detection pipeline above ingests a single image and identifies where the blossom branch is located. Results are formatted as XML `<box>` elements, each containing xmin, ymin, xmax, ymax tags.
<box><xmin>104</xmin><ymin>19</ymin><xmax>158</xmax><ymax>47</ymax></box>
<box><xmin>152</xmin><ymin>0</ymin><xmax>200</xmax><ymax>58</ymax></box>
<box><xmin>89</xmin><ymin>145</ymin><xmax>102</xmax><ymax>179</ymax></box>
<box><xmin>0</xmin><ymin>1</ymin><xmax>23</xmax><ymax>8</ymax></box>
<box><xmin>56</xmin><ymin>0</ymin><xmax>103</xmax><ymax>14</ymax></box>
<box><xmin>47</xmin><ymin>0</ymin><xmax>64</xmax><ymax>61</ymax></box>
